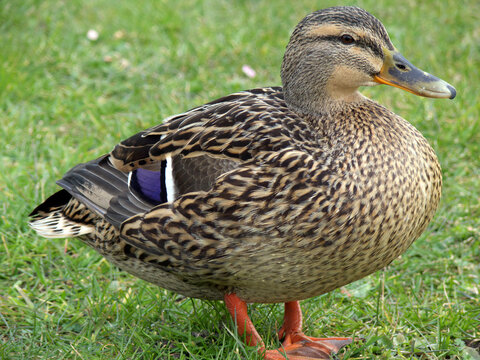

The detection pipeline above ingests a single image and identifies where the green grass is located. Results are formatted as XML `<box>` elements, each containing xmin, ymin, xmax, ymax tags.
<box><xmin>1</xmin><ymin>0</ymin><xmax>479</xmax><ymax>359</ymax></box>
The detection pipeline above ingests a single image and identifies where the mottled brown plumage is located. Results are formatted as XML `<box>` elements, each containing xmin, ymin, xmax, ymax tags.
<box><xmin>29</xmin><ymin>6</ymin><xmax>455</xmax><ymax>359</ymax></box>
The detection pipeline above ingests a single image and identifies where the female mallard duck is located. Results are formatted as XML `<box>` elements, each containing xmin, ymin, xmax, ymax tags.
<box><xmin>29</xmin><ymin>6</ymin><xmax>455</xmax><ymax>360</ymax></box>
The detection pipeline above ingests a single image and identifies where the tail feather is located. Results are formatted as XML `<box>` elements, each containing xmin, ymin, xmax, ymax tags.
<box><xmin>29</xmin><ymin>190</ymin><xmax>94</xmax><ymax>238</ymax></box>
<box><xmin>29</xmin><ymin>155</ymin><xmax>159</xmax><ymax>239</ymax></box>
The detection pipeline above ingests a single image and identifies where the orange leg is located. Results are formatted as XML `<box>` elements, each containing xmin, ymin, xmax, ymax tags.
<box><xmin>224</xmin><ymin>294</ymin><xmax>352</xmax><ymax>360</ymax></box>
<box><xmin>224</xmin><ymin>293</ymin><xmax>265</xmax><ymax>348</ymax></box>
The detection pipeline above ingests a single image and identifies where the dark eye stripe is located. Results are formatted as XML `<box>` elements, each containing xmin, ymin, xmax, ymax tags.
<box><xmin>313</xmin><ymin>35</ymin><xmax>384</xmax><ymax>58</ymax></box>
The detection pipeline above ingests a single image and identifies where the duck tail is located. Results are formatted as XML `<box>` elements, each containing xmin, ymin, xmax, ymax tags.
<box><xmin>29</xmin><ymin>154</ymin><xmax>159</xmax><ymax>239</ymax></box>
<box><xmin>29</xmin><ymin>190</ymin><xmax>94</xmax><ymax>238</ymax></box>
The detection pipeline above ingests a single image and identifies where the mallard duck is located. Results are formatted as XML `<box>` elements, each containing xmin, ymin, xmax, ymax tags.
<box><xmin>29</xmin><ymin>6</ymin><xmax>456</xmax><ymax>359</ymax></box>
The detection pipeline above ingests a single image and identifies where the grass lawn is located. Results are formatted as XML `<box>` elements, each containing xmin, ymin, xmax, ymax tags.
<box><xmin>1</xmin><ymin>0</ymin><xmax>479</xmax><ymax>359</ymax></box>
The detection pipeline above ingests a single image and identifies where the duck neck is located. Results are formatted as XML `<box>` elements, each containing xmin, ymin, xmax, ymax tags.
<box><xmin>284</xmin><ymin>86</ymin><xmax>368</xmax><ymax>129</ymax></box>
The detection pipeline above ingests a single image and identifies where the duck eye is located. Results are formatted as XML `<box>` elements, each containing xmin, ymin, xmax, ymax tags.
<box><xmin>340</xmin><ymin>34</ymin><xmax>355</xmax><ymax>45</ymax></box>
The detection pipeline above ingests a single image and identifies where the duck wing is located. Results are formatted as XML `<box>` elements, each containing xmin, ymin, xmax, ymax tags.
<box><xmin>110</xmin><ymin>87</ymin><xmax>304</xmax><ymax>171</ymax></box>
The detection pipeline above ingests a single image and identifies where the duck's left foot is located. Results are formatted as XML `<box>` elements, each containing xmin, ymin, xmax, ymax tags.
<box><xmin>263</xmin><ymin>301</ymin><xmax>351</xmax><ymax>359</ymax></box>
<box><xmin>263</xmin><ymin>333</ymin><xmax>352</xmax><ymax>359</ymax></box>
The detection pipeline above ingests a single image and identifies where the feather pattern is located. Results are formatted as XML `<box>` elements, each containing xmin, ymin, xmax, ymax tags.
<box><xmin>29</xmin><ymin>190</ymin><xmax>95</xmax><ymax>238</ymax></box>
<box><xmin>110</xmin><ymin>88</ymin><xmax>309</xmax><ymax>171</ymax></box>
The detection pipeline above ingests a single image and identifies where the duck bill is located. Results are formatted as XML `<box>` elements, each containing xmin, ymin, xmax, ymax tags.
<box><xmin>374</xmin><ymin>48</ymin><xmax>456</xmax><ymax>99</ymax></box>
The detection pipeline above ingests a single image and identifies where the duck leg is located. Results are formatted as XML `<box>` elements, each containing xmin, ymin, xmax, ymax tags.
<box><xmin>272</xmin><ymin>301</ymin><xmax>352</xmax><ymax>359</ymax></box>
<box><xmin>224</xmin><ymin>293</ymin><xmax>264</xmax><ymax>348</ymax></box>
<box><xmin>224</xmin><ymin>294</ymin><xmax>352</xmax><ymax>360</ymax></box>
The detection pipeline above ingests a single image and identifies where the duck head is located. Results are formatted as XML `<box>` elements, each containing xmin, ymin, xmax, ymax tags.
<box><xmin>281</xmin><ymin>6</ymin><xmax>456</xmax><ymax>115</ymax></box>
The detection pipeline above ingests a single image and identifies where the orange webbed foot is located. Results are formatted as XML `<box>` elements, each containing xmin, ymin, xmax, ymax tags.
<box><xmin>224</xmin><ymin>294</ymin><xmax>352</xmax><ymax>360</ymax></box>
<box><xmin>267</xmin><ymin>301</ymin><xmax>352</xmax><ymax>359</ymax></box>
<box><xmin>264</xmin><ymin>333</ymin><xmax>352</xmax><ymax>359</ymax></box>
